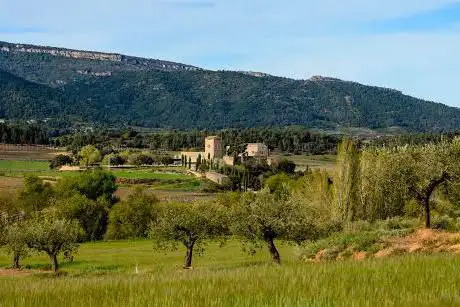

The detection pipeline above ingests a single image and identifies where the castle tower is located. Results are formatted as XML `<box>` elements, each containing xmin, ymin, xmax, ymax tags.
<box><xmin>205</xmin><ymin>136</ymin><xmax>223</xmax><ymax>159</ymax></box>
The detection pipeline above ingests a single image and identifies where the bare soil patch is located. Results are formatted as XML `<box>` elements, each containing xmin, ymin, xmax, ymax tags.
<box><xmin>378</xmin><ymin>229</ymin><xmax>460</xmax><ymax>256</ymax></box>
<box><xmin>311</xmin><ymin>229</ymin><xmax>460</xmax><ymax>262</ymax></box>
<box><xmin>0</xmin><ymin>269</ymin><xmax>34</xmax><ymax>277</ymax></box>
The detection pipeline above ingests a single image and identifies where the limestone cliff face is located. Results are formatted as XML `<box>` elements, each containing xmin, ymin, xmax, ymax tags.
<box><xmin>0</xmin><ymin>43</ymin><xmax>122</xmax><ymax>61</ymax></box>
<box><xmin>0</xmin><ymin>41</ymin><xmax>200</xmax><ymax>72</ymax></box>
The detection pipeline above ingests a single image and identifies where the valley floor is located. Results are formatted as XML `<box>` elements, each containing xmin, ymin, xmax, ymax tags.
<box><xmin>1</xmin><ymin>240</ymin><xmax>460</xmax><ymax>306</ymax></box>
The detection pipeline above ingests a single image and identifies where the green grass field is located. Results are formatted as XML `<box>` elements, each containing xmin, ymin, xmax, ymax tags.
<box><xmin>1</xmin><ymin>240</ymin><xmax>460</xmax><ymax>306</ymax></box>
<box><xmin>0</xmin><ymin>160</ymin><xmax>50</xmax><ymax>175</ymax></box>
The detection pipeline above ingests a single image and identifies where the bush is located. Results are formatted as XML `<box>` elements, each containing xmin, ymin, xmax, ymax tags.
<box><xmin>276</xmin><ymin>159</ymin><xmax>296</xmax><ymax>174</ymax></box>
<box><xmin>106</xmin><ymin>188</ymin><xmax>159</xmax><ymax>240</ymax></box>
<box><xmin>263</xmin><ymin>173</ymin><xmax>293</xmax><ymax>193</ymax></box>
<box><xmin>129</xmin><ymin>153</ymin><xmax>154</xmax><ymax>166</ymax></box>
<box><xmin>102</xmin><ymin>154</ymin><xmax>126</xmax><ymax>166</ymax></box>
<box><xmin>431</xmin><ymin>215</ymin><xmax>460</xmax><ymax>232</ymax></box>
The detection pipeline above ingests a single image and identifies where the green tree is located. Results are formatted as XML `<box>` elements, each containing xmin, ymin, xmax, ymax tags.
<box><xmin>231</xmin><ymin>188</ymin><xmax>330</xmax><ymax>264</ymax></box>
<box><xmin>2</xmin><ymin>221</ymin><xmax>29</xmax><ymax>269</ymax></box>
<box><xmin>79</xmin><ymin>145</ymin><xmax>102</xmax><ymax>168</ymax></box>
<box><xmin>402</xmin><ymin>142</ymin><xmax>460</xmax><ymax>228</ymax></box>
<box><xmin>149</xmin><ymin>200</ymin><xmax>228</xmax><ymax>269</ymax></box>
<box><xmin>264</xmin><ymin>173</ymin><xmax>294</xmax><ymax>194</ymax></box>
<box><xmin>106</xmin><ymin>188</ymin><xmax>159</xmax><ymax>240</ymax></box>
<box><xmin>276</xmin><ymin>159</ymin><xmax>296</xmax><ymax>174</ymax></box>
<box><xmin>56</xmin><ymin>194</ymin><xmax>111</xmax><ymax>241</ymax></box>
<box><xmin>102</xmin><ymin>154</ymin><xmax>126</xmax><ymax>167</ymax></box>
<box><xmin>24</xmin><ymin>210</ymin><xmax>83</xmax><ymax>272</ymax></box>
<box><xmin>49</xmin><ymin>154</ymin><xmax>73</xmax><ymax>169</ymax></box>
<box><xmin>334</xmin><ymin>140</ymin><xmax>361</xmax><ymax>222</ymax></box>
<box><xmin>17</xmin><ymin>175</ymin><xmax>55</xmax><ymax>213</ymax></box>
<box><xmin>128</xmin><ymin>153</ymin><xmax>154</xmax><ymax>166</ymax></box>
<box><xmin>55</xmin><ymin>170</ymin><xmax>117</xmax><ymax>202</ymax></box>
<box><xmin>0</xmin><ymin>195</ymin><xmax>26</xmax><ymax>268</ymax></box>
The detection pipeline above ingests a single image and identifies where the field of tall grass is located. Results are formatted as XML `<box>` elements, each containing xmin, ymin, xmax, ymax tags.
<box><xmin>2</xmin><ymin>240</ymin><xmax>460</xmax><ymax>306</ymax></box>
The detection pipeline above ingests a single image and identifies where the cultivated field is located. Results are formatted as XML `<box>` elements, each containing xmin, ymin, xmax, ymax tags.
<box><xmin>0</xmin><ymin>163</ymin><xmax>209</xmax><ymax>200</ymax></box>
<box><xmin>0</xmin><ymin>144</ymin><xmax>65</xmax><ymax>161</ymax></box>
<box><xmin>1</xmin><ymin>240</ymin><xmax>460</xmax><ymax>306</ymax></box>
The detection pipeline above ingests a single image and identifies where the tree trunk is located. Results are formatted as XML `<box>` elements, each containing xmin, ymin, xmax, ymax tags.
<box><xmin>264</xmin><ymin>231</ymin><xmax>281</xmax><ymax>264</ymax></box>
<box><xmin>12</xmin><ymin>252</ymin><xmax>20</xmax><ymax>269</ymax></box>
<box><xmin>183</xmin><ymin>240</ymin><xmax>195</xmax><ymax>269</ymax></box>
<box><xmin>49</xmin><ymin>254</ymin><xmax>59</xmax><ymax>272</ymax></box>
<box><xmin>424</xmin><ymin>198</ymin><xmax>431</xmax><ymax>229</ymax></box>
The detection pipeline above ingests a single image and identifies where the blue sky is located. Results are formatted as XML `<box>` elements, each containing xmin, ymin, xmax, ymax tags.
<box><xmin>1</xmin><ymin>0</ymin><xmax>460</xmax><ymax>106</ymax></box>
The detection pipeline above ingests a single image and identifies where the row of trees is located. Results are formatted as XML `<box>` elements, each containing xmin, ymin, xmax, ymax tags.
<box><xmin>0</xmin><ymin>171</ymin><xmax>117</xmax><ymax>272</ymax></box>
<box><xmin>333</xmin><ymin>139</ymin><xmax>460</xmax><ymax>228</ymax></box>
<box><xmin>55</xmin><ymin>127</ymin><xmax>339</xmax><ymax>155</ymax></box>
<box><xmin>0</xmin><ymin>168</ymin><xmax>337</xmax><ymax>270</ymax></box>
<box><xmin>5</xmin><ymin>139</ymin><xmax>460</xmax><ymax>272</ymax></box>
<box><xmin>0</xmin><ymin>123</ymin><xmax>49</xmax><ymax>145</ymax></box>
<box><xmin>50</xmin><ymin>145</ymin><xmax>176</xmax><ymax>169</ymax></box>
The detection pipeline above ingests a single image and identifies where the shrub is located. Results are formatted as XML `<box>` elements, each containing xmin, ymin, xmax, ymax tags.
<box><xmin>106</xmin><ymin>188</ymin><xmax>159</xmax><ymax>240</ymax></box>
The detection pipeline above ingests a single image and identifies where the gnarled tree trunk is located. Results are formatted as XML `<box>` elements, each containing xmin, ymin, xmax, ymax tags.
<box><xmin>424</xmin><ymin>198</ymin><xmax>431</xmax><ymax>229</ymax></box>
<box><xmin>264</xmin><ymin>230</ymin><xmax>280</xmax><ymax>264</ymax></box>
<box><xmin>183</xmin><ymin>240</ymin><xmax>196</xmax><ymax>269</ymax></box>
<box><xmin>49</xmin><ymin>253</ymin><xmax>59</xmax><ymax>272</ymax></box>
<box><xmin>12</xmin><ymin>252</ymin><xmax>20</xmax><ymax>269</ymax></box>
<box><xmin>410</xmin><ymin>172</ymin><xmax>450</xmax><ymax>229</ymax></box>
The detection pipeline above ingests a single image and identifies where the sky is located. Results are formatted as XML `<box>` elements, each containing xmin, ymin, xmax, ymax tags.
<box><xmin>1</xmin><ymin>0</ymin><xmax>460</xmax><ymax>106</ymax></box>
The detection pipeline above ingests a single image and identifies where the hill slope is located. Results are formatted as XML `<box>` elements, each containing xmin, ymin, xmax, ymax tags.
<box><xmin>0</xmin><ymin>70</ymin><xmax>62</xmax><ymax>119</ymax></box>
<box><xmin>0</xmin><ymin>41</ymin><xmax>459</xmax><ymax>131</ymax></box>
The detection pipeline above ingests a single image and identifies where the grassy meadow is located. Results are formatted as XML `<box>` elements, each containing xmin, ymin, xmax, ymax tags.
<box><xmin>3</xmin><ymin>146</ymin><xmax>460</xmax><ymax>306</ymax></box>
<box><xmin>2</xmin><ymin>240</ymin><xmax>460</xmax><ymax>306</ymax></box>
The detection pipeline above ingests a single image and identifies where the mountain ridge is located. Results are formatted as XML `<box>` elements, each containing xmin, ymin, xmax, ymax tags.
<box><xmin>0</xmin><ymin>40</ymin><xmax>458</xmax><ymax>132</ymax></box>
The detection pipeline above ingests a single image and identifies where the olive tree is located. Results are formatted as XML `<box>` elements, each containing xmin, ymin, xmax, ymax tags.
<box><xmin>24</xmin><ymin>210</ymin><xmax>83</xmax><ymax>272</ymax></box>
<box><xmin>149</xmin><ymin>200</ymin><xmax>228</xmax><ymax>269</ymax></box>
<box><xmin>359</xmin><ymin>140</ymin><xmax>460</xmax><ymax>228</ymax></box>
<box><xmin>231</xmin><ymin>187</ymin><xmax>332</xmax><ymax>264</ymax></box>
<box><xmin>401</xmin><ymin>142</ymin><xmax>460</xmax><ymax>228</ymax></box>
<box><xmin>2</xmin><ymin>222</ymin><xmax>29</xmax><ymax>269</ymax></box>
<box><xmin>0</xmin><ymin>195</ymin><xmax>29</xmax><ymax>268</ymax></box>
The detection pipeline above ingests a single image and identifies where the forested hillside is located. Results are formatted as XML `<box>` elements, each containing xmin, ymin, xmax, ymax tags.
<box><xmin>0</xmin><ymin>41</ymin><xmax>459</xmax><ymax>132</ymax></box>
<box><xmin>0</xmin><ymin>70</ymin><xmax>62</xmax><ymax>119</ymax></box>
